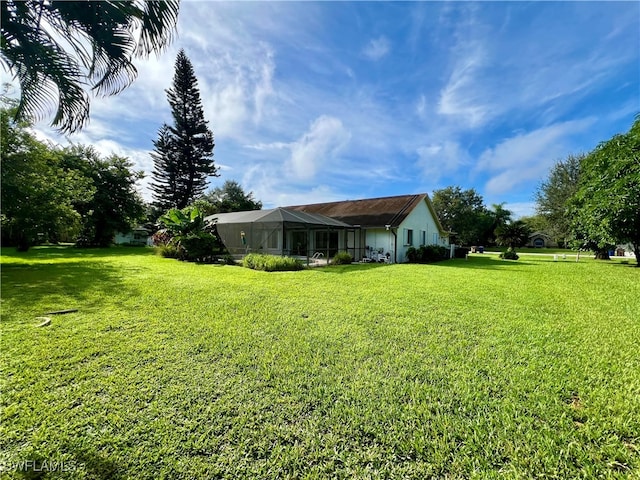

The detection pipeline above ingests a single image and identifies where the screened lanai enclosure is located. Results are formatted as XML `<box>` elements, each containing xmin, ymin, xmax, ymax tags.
<box><xmin>205</xmin><ymin>208</ymin><xmax>358</xmax><ymax>263</ymax></box>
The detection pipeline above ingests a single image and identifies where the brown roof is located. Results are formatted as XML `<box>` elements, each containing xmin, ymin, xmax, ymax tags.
<box><xmin>287</xmin><ymin>193</ymin><xmax>444</xmax><ymax>231</ymax></box>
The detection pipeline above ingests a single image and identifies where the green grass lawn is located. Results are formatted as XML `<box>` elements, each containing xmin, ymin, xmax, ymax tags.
<box><xmin>1</xmin><ymin>247</ymin><xmax>639</xmax><ymax>479</ymax></box>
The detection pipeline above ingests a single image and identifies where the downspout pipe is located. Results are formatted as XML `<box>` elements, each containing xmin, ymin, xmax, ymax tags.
<box><xmin>391</xmin><ymin>227</ymin><xmax>398</xmax><ymax>263</ymax></box>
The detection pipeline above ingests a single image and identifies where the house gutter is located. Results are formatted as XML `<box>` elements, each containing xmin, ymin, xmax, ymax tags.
<box><xmin>386</xmin><ymin>224</ymin><xmax>398</xmax><ymax>263</ymax></box>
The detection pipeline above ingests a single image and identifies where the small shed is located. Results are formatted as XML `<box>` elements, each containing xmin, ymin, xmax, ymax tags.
<box><xmin>205</xmin><ymin>208</ymin><xmax>354</xmax><ymax>260</ymax></box>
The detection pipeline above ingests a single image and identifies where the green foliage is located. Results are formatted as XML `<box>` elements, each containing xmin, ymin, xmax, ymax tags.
<box><xmin>158</xmin><ymin>206</ymin><xmax>221</xmax><ymax>261</ymax></box>
<box><xmin>454</xmin><ymin>246</ymin><xmax>470</xmax><ymax>258</ymax></box>
<box><xmin>243</xmin><ymin>253</ymin><xmax>304</xmax><ymax>271</ymax></box>
<box><xmin>200</xmin><ymin>180</ymin><xmax>263</xmax><ymax>214</ymax></box>
<box><xmin>1</xmin><ymin>105</ymin><xmax>146</xmax><ymax>250</ymax></box>
<box><xmin>0</xmin><ymin>105</ymin><xmax>93</xmax><ymax>250</ymax></box>
<box><xmin>0</xmin><ymin>0</ymin><xmax>179</xmax><ymax>133</ymax></box>
<box><xmin>432</xmin><ymin>186</ymin><xmax>494</xmax><ymax>245</ymax></box>
<box><xmin>61</xmin><ymin>145</ymin><xmax>146</xmax><ymax>247</ymax></box>
<box><xmin>179</xmin><ymin>233</ymin><xmax>219</xmax><ymax>262</ymax></box>
<box><xmin>407</xmin><ymin>245</ymin><xmax>449</xmax><ymax>263</ymax></box>
<box><xmin>536</xmin><ymin>154</ymin><xmax>584</xmax><ymax>246</ymax></box>
<box><xmin>331</xmin><ymin>251</ymin><xmax>353</xmax><ymax>265</ymax></box>
<box><xmin>159</xmin><ymin>206</ymin><xmax>206</xmax><ymax>237</ymax></box>
<box><xmin>499</xmin><ymin>247</ymin><xmax>520</xmax><ymax>260</ymax></box>
<box><xmin>495</xmin><ymin>220</ymin><xmax>531</xmax><ymax>250</ymax></box>
<box><xmin>569</xmin><ymin>115</ymin><xmax>640</xmax><ymax>264</ymax></box>
<box><xmin>156</xmin><ymin>244</ymin><xmax>182</xmax><ymax>259</ymax></box>
<box><xmin>150</xmin><ymin>49</ymin><xmax>217</xmax><ymax>210</ymax></box>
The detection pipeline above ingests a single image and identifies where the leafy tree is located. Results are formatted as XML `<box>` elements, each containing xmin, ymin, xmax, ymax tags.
<box><xmin>569</xmin><ymin>116</ymin><xmax>640</xmax><ymax>264</ymax></box>
<box><xmin>61</xmin><ymin>145</ymin><xmax>146</xmax><ymax>247</ymax></box>
<box><xmin>200</xmin><ymin>180</ymin><xmax>263</xmax><ymax>214</ymax></box>
<box><xmin>535</xmin><ymin>154</ymin><xmax>584</xmax><ymax>247</ymax></box>
<box><xmin>431</xmin><ymin>186</ymin><xmax>491</xmax><ymax>245</ymax></box>
<box><xmin>150</xmin><ymin>49</ymin><xmax>217</xmax><ymax>210</ymax></box>
<box><xmin>520</xmin><ymin>214</ymin><xmax>549</xmax><ymax>235</ymax></box>
<box><xmin>1</xmin><ymin>104</ymin><xmax>92</xmax><ymax>250</ymax></box>
<box><xmin>0</xmin><ymin>0</ymin><xmax>179</xmax><ymax>133</ymax></box>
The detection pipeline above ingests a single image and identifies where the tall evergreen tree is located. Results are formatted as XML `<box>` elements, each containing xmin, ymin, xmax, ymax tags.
<box><xmin>150</xmin><ymin>49</ymin><xmax>217</xmax><ymax>210</ymax></box>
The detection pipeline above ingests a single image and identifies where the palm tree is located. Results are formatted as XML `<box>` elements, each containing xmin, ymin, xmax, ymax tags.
<box><xmin>495</xmin><ymin>220</ymin><xmax>531</xmax><ymax>250</ymax></box>
<box><xmin>1</xmin><ymin>0</ymin><xmax>180</xmax><ymax>133</ymax></box>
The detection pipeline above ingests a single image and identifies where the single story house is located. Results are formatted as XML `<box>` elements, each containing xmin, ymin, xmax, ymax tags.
<box><xmin>526</xmin><ymin>232</ymin><xmax>557</xmax><ymax>248</ymax></box>
<box><xmin>288</xmin><ymin>193</ymin><xmax>449</xmax><ymax>263</ymax></box>
<box><xmin>207</xmin><ymin>193</ymin><xmax>449</xmax><ymax>263</ymax></box>
<box><xmin>114</xmin><ymin>227</ymin><xmax>153</xmax><ymax>246</ymax></box>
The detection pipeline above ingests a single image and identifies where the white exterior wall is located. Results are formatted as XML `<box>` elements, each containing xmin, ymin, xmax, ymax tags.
<box><xmin>364</xmin><ymin>228</ymin><xmax>396</xmax><ymax>261</ymax></box>
<box><xmin>393</xmin><ymin>199</ymin><xmax>449</xmax><ymax>262</ymax></box>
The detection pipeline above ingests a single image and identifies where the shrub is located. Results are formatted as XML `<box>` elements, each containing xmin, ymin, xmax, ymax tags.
<box><xmin>180</xmin><ymin>232</ymin><xmax>217</xmax><ymax>262</ymax></box>
<box><xmin>454</xmin><ymin>247</ymin><xmax>470</xmax><ymax>259</ymax></box>
<box><xmin>332</xmin><ymin>251</ymin><xmax>353</xmax><ymax>265</ymax></box>
<box><xmin>499</xmin><ymin>248</ymin><xmax>519</xmax><ymax>260</ymax></box>
<box><xmin>157</xmin><ymin>244</ymin><xmax>182</xmax><ymax>259</ymax></box>
<box><xmin>243</xmin><ymin>253</ymin><xmax>304</xmax><ymax>272</ymax></box>
<box><xmin>407</xmin><ymin>245</ymin><xmax>449</xmax><ymax>263</ymax></box>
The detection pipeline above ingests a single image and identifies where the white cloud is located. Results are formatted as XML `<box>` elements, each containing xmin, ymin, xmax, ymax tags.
<box><xmin>289</xmin><ymin>116</ymin><xmax>351</xmax><ymax>180</ymax></box>
<box><xmin>477</xmin><ymin>118</ymin><xmax>595</xmax><ymax>195</ymax></box>
<box><xmin>437</xmin><ymin>42</ymin><xmax>490</xmax><ymax>128</ymax></box>
<box><xmin>416</xmin><ymin>141</ymin><xmax>471</xmax><ymax>182</ymax></box>
<box><xmin>503</xmin><ymin>202</ymin><xmax>536</xmax><ymax>219</ymax></box>
<box><xmin>363</xmin><ymin>36</ymin><xmax>391</xmax><ymax>61</ymax></box>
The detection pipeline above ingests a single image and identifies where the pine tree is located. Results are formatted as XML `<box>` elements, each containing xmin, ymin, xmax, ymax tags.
<box><xmin>150</xmin><ymin>124</ymin><xmax>178</xmax><ymax>211</ymax></box>
<box><xmin>150</xmin><ymin>49</ymin><xmax>217</xmax><ymax>210</ymax></box>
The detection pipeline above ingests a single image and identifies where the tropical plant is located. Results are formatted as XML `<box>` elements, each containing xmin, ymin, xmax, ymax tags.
<box><xmin>150</xmin><ymin>49</ymin><xmax>217</xmax><ymax>210</ymax></box>
<box><xmin>0</xmin><ymin>0</ymin><xmax>179</xmax><ymax>133</ymax></box>
<box><xmin>157</xmin><ymin>206</ymin><xmax>221</xmax><ymax>261</ymax></box>
<box><xmin>495</xmin><ymin>220</ymin><xmax>531</xmax><ymax>252</ymax></box>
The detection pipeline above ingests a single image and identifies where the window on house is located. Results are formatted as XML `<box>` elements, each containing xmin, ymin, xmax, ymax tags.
<box><xmin>421</xmin><ymin>230</ymin><xmax>426</xmax><ymax>246</ymax></box>
<box><xmin>433</xmin><ymin>233</ymin><xmax>438</xmax><ymax>245</ymax></box>
<box><xmin>404</xmin><ymin>228</ymin><xmax>414</xmax><ymax>246</ymax></box>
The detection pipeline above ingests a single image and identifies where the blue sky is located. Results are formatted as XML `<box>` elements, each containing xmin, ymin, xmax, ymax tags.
<box><xmin>13</xmin><ymin>1</ymin><xmax>640</xmax><ymax>217</ymax></box>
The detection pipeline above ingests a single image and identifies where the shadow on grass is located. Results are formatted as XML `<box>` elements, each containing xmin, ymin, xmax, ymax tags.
<box><xmin>1</xmin><ymin>245</ymin><xmax>155</xmax><ymax>261</ymax></box>
<box><xmin>314</xmin><ymin>262</ymin><xmax>392</xmax><ymax>274</ymax></box>
<box><xmin>1</xmin><ymin>260</ymin><xmax>140</xmax><ymax>314</ymax></box>
<box><xmin>434</xmin><ymin>255</ymin><xmax>534</xmax><ymax>270</ymax></box>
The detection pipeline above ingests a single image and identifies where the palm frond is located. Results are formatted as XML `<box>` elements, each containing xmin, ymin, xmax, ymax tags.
<box><xmin>0</xmin><ymin>0</ymin><xmax>180</xmax><ymax>133</ymax></box>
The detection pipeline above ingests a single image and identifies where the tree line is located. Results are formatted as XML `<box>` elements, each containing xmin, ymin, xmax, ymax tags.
<box><xmin>1</xmin><ymin>48</ymin><xmax>260</xmax><ymax>252</ymax></box>
<box><xmin>432</xmin><ymin>115</ymin><xmax>639</xmax><ymax>265</ymax></box>
<box><xmin>534</xmin><ymin>115</ymin><xmax>639</xmax><ymax>263</ymax></box>
<box><xmin>431</xmin><ymin>186</ymin><xmax>530</xmax><ymax>251</ymax></box>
